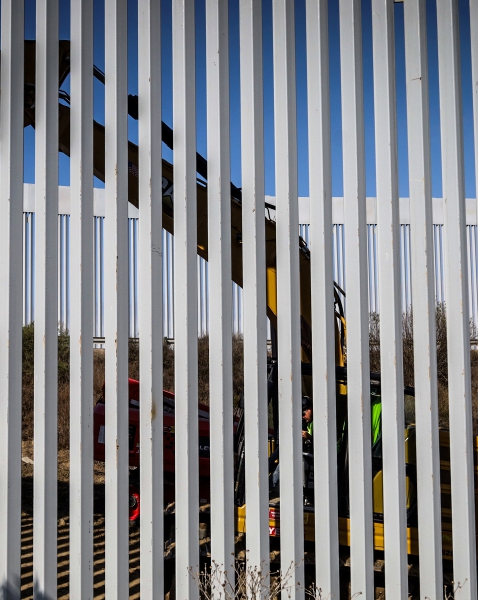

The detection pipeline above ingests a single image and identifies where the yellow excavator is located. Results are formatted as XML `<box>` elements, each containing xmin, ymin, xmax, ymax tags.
<box><xmin>21</xmin><ymin>41</ymin><xmax>478</xmax><ymax>567</ymax></box>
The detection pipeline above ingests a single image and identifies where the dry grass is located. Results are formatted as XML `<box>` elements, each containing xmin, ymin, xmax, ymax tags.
<box><xmin>21</xmin><ymin>324</ymin><xmax>71</xmax><ymax>449</ymax></box>
<box><xmin>120</xmin><ymin>334</ymin><xmax>244</xmax><ymax>406</ymax></box>
<box><xmin>369</xmin><ymin>303</ymin><xmax>478</xmax><ymax>434</ymax></box>
<box><xmin>190</xmin><ymin>559</ymin><xmax>309</xmax><ymax>600</ymax></box>
<box><xmin>196</xmin><ymin>335</ymin><xmax>245</xmax><ymax>406</ymax></box>
<box><xmin>22</xmin><ymin>306</ymin><xmax>477</xmax><ymax>449</ymax></box>
<box><xmin>22</xmin><ymin>326</ymin><xmax>244</xmax><ymax>449</ymax></box>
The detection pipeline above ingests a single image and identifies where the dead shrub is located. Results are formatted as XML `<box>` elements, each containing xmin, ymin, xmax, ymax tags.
<box><xmin>124</xmin><ymin>338</ymin><xmax>175</xmax><ymax>391</ymax></box>
<box><xmin>128</xmin><ymin>339</ymin><xmax>140</xmax><ymax>380</ymax></box>
<box><xmin>197</xmin><ymin>336</ymin><xmax>210</xmax><ymax>405</ymax></box>
<box><xmin>369</xmin><ymin>312</ymin><xmax>380</xmax><ymax>373</ymax></box>
<box><xmin>402</xmin><ymin>308</ymin><xmax>415</xmax><ymax>388</ymax></box>
<box><xmin>57</xmin><ymin>381</ymin><xmax>70</xmax><ymax>449</ymax></box>
<box><xmin>369</xmin><ymin>303</ymin><xmax>478</xmax><ymax>433</ymax></box>
<box><xmin>22</xmin><ymin>323</ymin><xmax>71</xmax><ymax>449</ymax></box>
<box><xmin>163</xmin><ymin>338</ymin><xmax>175</xmax><ymax>392</ymax></box>
<box><xmin>192</xmin><ymin>335</ymin><xmax>244</xmax><ymax>406</ymax></box>
<box><xmin>93</xmin><ymin>348</ymin><xmax>105</xmax><ymax>402</ymax></box>
<box><xmin>232</xmin><ymin>335</ymin><xmax>244</xmax><ymax>405</ymax></box>
<box><xmin>471</xmin><ymin>349</ymin><xmax>478</xmax><ymax>434</ymax></box>
<box><xmin>190</xmin><ymin>558</ymin><xmax>332</xmax><ymax>600</ymax></box>
<box><xmin>22</xmin><ymin>330</ymin><xmax>244</xmax><ymax>447</ymax></box>
<box><xmin>157</xmin><ymin>335</ymin><xmax>243</xmax><ymax>405</ymax></box>
<box><xmin>190</xmin><ymin>559</ymin><xmax>303</xmax><ymax>600</ymax></box>
<box><xmin>435</xmin><ymin>303</ymin><xmax>449</xmax><ymax>389</ymax></box>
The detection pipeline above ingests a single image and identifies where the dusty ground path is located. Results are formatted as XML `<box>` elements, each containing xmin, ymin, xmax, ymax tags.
<box><xmin>19</xmin><ymin>441</ymin><xmax>147</xmax><ymax>599</ymax></box>
<box><xmin>19</xmin><ymin>513</ymin><xmax>141</xmax><ymax>599</ymax></box>
<box><xmin>19</xmin><ymin>442</ymin><xmax>448</xmax><ymax>599</ymax></box>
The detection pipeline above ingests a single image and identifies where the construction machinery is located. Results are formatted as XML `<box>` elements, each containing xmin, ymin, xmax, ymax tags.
<box><xmin>21</xmin><ymin>41</ymin><xmax>478</xmax><ymax>567</ymax></box>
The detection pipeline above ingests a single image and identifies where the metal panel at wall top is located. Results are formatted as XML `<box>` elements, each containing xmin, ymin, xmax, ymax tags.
<box><xmin>20</xmin><ymin>209</ymin><xmax>478</xmax><ymax>341</ymax></box>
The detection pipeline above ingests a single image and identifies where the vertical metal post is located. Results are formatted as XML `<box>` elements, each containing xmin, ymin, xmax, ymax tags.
<box><xmin>33</xmin><ymin>2</ymin><xmax>59</xmax><ymax>597</ymax></box>
<box><xmin>206</xmin><ymin>0</ymin><xmax>235</xmax><ymax>588</ymax></box>
<box><xmin>0</xmin><ymin>1</ymin><xmax>24</xmax><ymax>596</ymax></box>
<box><xmin>69</xmin><ymin>0</ymin><xmax>94</xmax><ymax>597</ymax></box>
<box><xmin>372</xmin><ymin>0</ymin><xmax>408</xmax><ymax>596</ymax></box>
<box><xmin>138</xmin><ymin>0</ymin><xmax>163</xmax><ymax>597</ymax></box>
<box><xmin>65</xmin><ymin>216</ymin><xmax>71</xmax><ymax>329</ymax></box>
<box><xmin>168</xmin><ymin>232</ymin><xmax>174</xmax><ymax>338</ymax></box>
<box><xmin>368</xmin><ymin>226</ymin><xmax>375</xmax><ymax>313</ymax></box>
<box><xmin>95</xmin><ymin>218</ymin><xmax>102</xmax><ymax>338</ymax></box>
<box><xmin>197</xmin><ymin>257</ymin><xmax>202</xmax><ymax>336</ymax></box>
<box><xmin>23</xmin><ymin>213</ymin><xmax>27</xmax><ymax>326</ymax></box>
<box><xmin>434</xmin><ymin>225</ymin><xmax>444</xmax><ymax>303</ymax></box>
<box><xmin>272</xmin><ymin>1</ymin><xmax>304</xmax><ymax>595</ymax></box>
<box><xmin>404</xmin><ymin>1</ymin><xmax>443</xmax><ymax>596</ymax></box>
<box><xmin>468</xmin><ymin>227</ymin><xmax>477</xmax><ymax>328</ymax></box>
<box><xmin>173</xmin><ymin>1</ymin><xmax>199</xmax><ymax>597</ymax></box>
<box><xmin>239</xmin><ymin>0</ymin><xmax>270</xmax><ymax>580</ymax></box>
<box><xmin>305</xmin><ymin>0</ymin><xmax>340</xmax><ymax>595</ymax></box>
<box><xmin>99</xmin><ymin>217</ymin><xmax>105</xmax><ymax>338</ymax></box>
<box><xmin>104</xmin><ymin>0</ymin><xmax>130</xmax><ymax>596</ymax></box>
<box><xmin>469</xmin><ymin>226</ymin><xmax>478</xmax><ymax>327</ymax></box>
<box><xmin>471</xmin><ymin>1</ymin><xmax>478</xmax><ymax>271</ymax></box>
<box><xmin>436</xmin><ymin>0</ymin><xmax>478</xmax><ymax>595</ymax></box>
<box><xmin>58</xmin><ymin>217</ymin><xmax>64</xmax><ymax>326</ymax></box>
<box><xmin>339</xmin><ymin>0</ymin><xmax>374</xmax><ymax>596</ymax></box>
<box><xmin>95</xmin><ymin>217</ymin><xmax>105</xmax><ymax>337</ymax></box>
<box><xmin>338</xmin><ymin>225</ymin><xmax>345</xmax><ymax>297</ymax></box>
<box><xmin>129</xmin><ymin>220</ymin><xmax>135</xmax><ymax>336</ymax></box>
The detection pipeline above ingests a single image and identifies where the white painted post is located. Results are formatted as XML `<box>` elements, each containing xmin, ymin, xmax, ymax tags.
<box><xmin>104</xmin><ymin>0</ymin><xmax>130</xmax><ymax>596</ymax></box>
<box><xmin>372</xmin><ymin>1</ymin><xmax>408</xmax><ymax>596</ymax></box>
<box><xmin>167</xmin><ymin>231</ymin><xmax>174</xmax><ymax>337</ymax></box>
<box><xmin>470</xmin><ymin>0</ymin><xmax>478</xmax><ymax>328</ymax></box>
<box><xmin>206</xmin><ymin>0</ymin><xmax>235</xmax><ymax>588</ymax></box>
<box><xmin>404</xmin><ymin>1</ymin><xmax>443</xmax><ymax>597</ymax></box>
<box><xmin>339</xmin><ymin>0</ymin><xmax>374</xmax><ymax>596</ymax></box>
<box><xmin>472</xmin><ymin>2</ymin><xmax>478</xmax><ymax>237</ymax></box>
<box><xmin>239</xmin><ymin>0</ymin><xmax>270</xmax><ymax>582</ymax></box>
<box><xmin>69</xmin><ymin>0</ymin><xmax>95</xmax><ymax>597</ymax></box>
<box><xmin>138</xmin><ymin>0</ymin><xmax>163</xmax><ymax>597</ymax></box>
<box><xmin>129</xmin><ymin>219</ymin><xmax>135</xmax><ymax>336</ymax></box>
<box><xmin>434</xmin><ymin>225</ymin><xmax>445</xmax><ymax>303</ymax></box>
<box><xmin>469</xmin><ymin>226</ymin><xmax>478</xmax><ymax>327</ymax></box>
<box><xmin>368</xmin><ymin>226</ymin><xmax>377</xmax><ymax>313</ymax></box>
<box><xmin>172</xmin><ymin>1</ymin><xmax>199</xmax><ymax>597</ymax></box>
<box><xmin>0</xmin><ymin>1</ymin><xmax>24</xmax><ymax>596</ymax></box>
<box><xmin>436</xmin><ymin>1</ymin><xmax>478</xmax><ymax>596</ymax></box>
<box><xmin>33</xmin><ymin>2</ymin><xmax>59</xmax><ymax>597</ymax></box>
<box><xmin>305</xmin><ymin>0</ymin><xmax>340</xmax><ymax>596</ymax></box>
<box><xmin>95</xmin><ymin>217</ymin><xmax>104</xmax><ymax>338</ymax></box>
<box><xmin>272</xmin><ymin>2</ymin><xmax>304</xmax><ymax>595</ymax></box>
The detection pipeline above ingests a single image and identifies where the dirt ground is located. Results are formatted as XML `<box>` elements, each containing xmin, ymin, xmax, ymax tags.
<box><xmin>20</xmin><ymin>441</ymin><xmax>143</xmax><ymax>599</ymax></box>
<box><xmin>19</xmin><ymin>441</ymin><xmax>454</xmax><ymax>599</ymax></box>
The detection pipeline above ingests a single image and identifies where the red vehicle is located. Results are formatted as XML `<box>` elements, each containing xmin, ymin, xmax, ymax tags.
<box><xmin>93</xmin><ymin>379</ymin><xmax>215</xmax><ymax>523</ymax></box>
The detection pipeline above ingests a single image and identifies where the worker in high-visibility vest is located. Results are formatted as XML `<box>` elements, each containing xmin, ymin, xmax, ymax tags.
<box><xmin>301</xmin><ymin>396</ymin><xmax>313</xmax><ymax>445</ymax></box>
<box><xmin>301</xmin><ymin>391</ymin><xmax>382</xmax><ymax>454</ymax></box>
<box><xmin>269</xmin><ymin>391</ymin><xmax>383</xmax><ymax>494</ymax></box>
<box><xmin>371</xmin><ymin>389</ymin><xmax>382</xmax><ymax>456</ymax></box>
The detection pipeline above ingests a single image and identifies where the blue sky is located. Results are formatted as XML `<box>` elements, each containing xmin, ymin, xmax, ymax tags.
<box><xmin>23</xmin><ymin>0</ymin><xmax>476</xmax><ymax>199</ymax></box>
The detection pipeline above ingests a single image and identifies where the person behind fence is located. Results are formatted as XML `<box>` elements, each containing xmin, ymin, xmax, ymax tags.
<box><xmin>301</xmin><ymin>396</ymin><xmax>313</xmax><ymax>451</ymax></box>
<box><xmin>301</xmin><ymin>397</ymin><xmax>314</xmax><ymax>502</ymax></box>
<box><xmin>269</xmin><ymin>396</ymin><xmax>314</xmax><ymax>494</ymax></box>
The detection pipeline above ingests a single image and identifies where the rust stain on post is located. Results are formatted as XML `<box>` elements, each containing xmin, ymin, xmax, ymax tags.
<box><xmin>151</xmin><ymin>399</ymin><xmax>157</xmax><ymax>422</ymax></box>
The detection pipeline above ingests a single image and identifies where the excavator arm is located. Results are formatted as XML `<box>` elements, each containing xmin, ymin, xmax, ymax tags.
<box><xmin>21</xmin><ymin>40</ymin><xmax>346</xmax><ymax>370</ymax></box>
